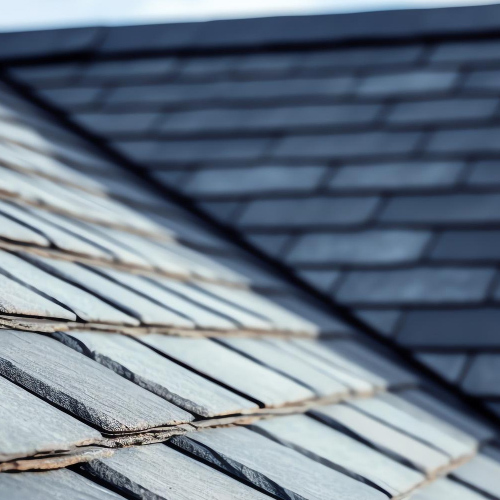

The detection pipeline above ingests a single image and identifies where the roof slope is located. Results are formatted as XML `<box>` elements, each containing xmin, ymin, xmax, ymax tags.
<box><xmin>10</xmin><ymin>2</ymin><xmax>500</xmax><ymax>417</ymax></box>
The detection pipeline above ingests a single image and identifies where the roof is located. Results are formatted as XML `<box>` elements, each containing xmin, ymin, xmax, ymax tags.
<box><xmin>1</xmin><ymin>4</ymin><xmax>500</xmax><ymax>499</ymax></box>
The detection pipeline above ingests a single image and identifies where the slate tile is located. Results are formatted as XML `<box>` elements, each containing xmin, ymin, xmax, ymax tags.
<box><xmin>0</xmin><ymin>375</ymin><xmax>101</xmax><ymax>462</ymax></box>
<box><xmin>12</xmin><ymin>63</ymin><xmax>83</xmax><ymax>86</ymax></box>
<box><xmin>220</xmin><ymin>338</ymin><xmax>349</xmax><ymax>398</ymax></box>
<box><xmin>84</xmin><ymin>443</ymin><xmax>269</xmax><ymax>500</ymax></box>
<box><xmin>74</xmin><ymin>112</ymin><xmax>159</xmax><ymax>136</ymax></box>
<box><xmin>239</xmin><ymin>196</ymin><xmax>380</xmax><ymax>229</ymax></box>
<box><xmin>2</xmin><ymin>204</ymin><xmax>111</xmax><ymax>261</ymax></box>
<box><xmin>452</xmin><ymin>454</ymin><xmax>500</xmax><ymax>499</ymax></box>
<box><xmin>296</xmin><ymin>269</ymin><xmax>341</xmax><ymax>293</ymax></box>
<box><xmin>313</xmin><ymin>403</ymin><xmax>450</xmax><ymax>475</ymax></box>
<box><xmin>185</xmin><ymin>165</ymin><xmax>326</xmax><ymax>197</ymax></box>
<box><xmin>223</xmin><ymin>76</ymin><xmax>355</xmax><ymax>101</ymax></box>
<box><xmin>301</xmin><ymin>45</ymin><xmax>424</xmax><ymax>71</ymax></box>
<box><xmin>0</xmin><ymin>264</ymin><xmax>76</xmax><ymax>320</ymax></box>
<box><xmin>350</xmin><ymin>393</ymin><xmax>475</xmax><ymax>460</ymax></box>
<box><xmin>380</xmin><ymin>194</ymin><xmax>500</xmax><ymax>224</ymax></box>
<box><xmin>115</xmin><ymin>138</ymin><xmax>272</xmax><ymax>164</ymax></box>
<box><xmin>179</xmin><ymin>56</ymin><xmax>236</xmax><ymax>78</ymax></box>
<box><xmin>172</xmin><ymin>426</ymin><xmax>386</xmax><ymax>500</ymax></box>
<box><xmin>196</xmin><ymin>281</ymin><xmax>318</xmax><ymax>334</ymax></box>
<box><xmin>331</xmin><ymin>161</ymin><xmax>464</xmax><ymax>191</ymax></box>
<box><xmin>462</xmin><ymin>354</ymin><xmax>500</xmax><ymax>396</ymax></box>
<box><xmin>56</xmin><ymin>331</ymin><xmax>256</xmax><ymax>417</ymax></box>
<box><xmin>431</xmin><ymin>230</ymin><xmax>500</xmax><ymax>261</ymax></box>
<box><xmin>0</xmin><ymin>251</ymin><xmax>137</xmax><ymax>325</ymax></box>
<box><xmin>400</xmin><ymin>388</ymin><xmax>495</xmax><ymax>443</ymax></box>
<box><xmin>415</xmin><ymin>353</ymin><xmax>468</xmax><ymax>384</ymax></box>
<box><xmin>253</xmin><ymin>414</ymin><xmax>424</xmax><ymax>497</ymax></box>
<box><xmin>468</xmin><ymin>160</ymin><xmax>500</xmax><ymax>186</ymax></box>
<box><xmin>354</xmin><ymin>309</ymin><xmax>402</xmax><ymax>337</ymax></box>
<box><xmin>234</xmin><ymin>52</ymin><xmax>303</xmax><ymax>77</ymax></box>
<box><xmin>292</xmin><ymin>339</ymin><xmax>387</xmax><ymax>390</ymax></box>
<box><xmin>337</xmin><ymin>267</ymin><xmax>495</xmax><ymax>305</ymax></box>
<box><xmin>266</xmin><ymin>338</ymin><xmax>375</xmax><ymax>395</ymax></box>
<box><xmin>288</xmin><ymin>230</ymin><xmax>431</xmax><ymax>266</ymax></box>
<box><xmin>81</xmin><ymin>58</ymin><xmax>178</xmax><ymax>83</ymax></box>
<box><xmin>38</xmin><ymin>87</ymin><xmax>104</xmax><ymax>109</ymax></box>
<box><xmin>161</xmin><ymin>104</ymin><xmax>381</xmax><ymax>135</ymax></box>
<box><xmin>387</xmin><ymin>98</ymin><xmax>497</xmax><ymax>126</ymax></box>
<box><xmin>398</xmin><ymin>309</ymin><xmax>500</xmax><ymax>348</ymax></box>
<box><xmin>427</xmin><ymin>127</ymin><xmax>500</xmax><ymax>155</ymax></box>
<box><xmin>464</xmin><ymin>69</ymin><xmax>500</xmax><ymax>92</ymax></box>
<box><xmin>0</xmin><ymin>331</ymin><xmax>193</xmax><ymax>433</ymax></box>
<box><xmin>0</xmin><ymin>469</ymin><xmax>125</xmax><ymax>500</ymax></box>
<box><xmin>246</xmin><ymin>233</ymin><xmax>292</xmax><ymax>258</ymax></box>
<box><xmin>273</xmin><ymin>131</ymin><xmax>421</xmax><ymax>160</ymax></box>
<box><xmin>94</xmin><ymin>267</ymin><xmax>232</xmax><ymax>330</ymax></box>
<box><xmin>198</xmin><ymin>201</ymin><xmax>242</xmax><ymax>222</ymax></box>
<box><xmin>357</xmin><ymin>70</ymin><xmax>458</xmax><ymax>96</ymax></box>
<box><xmin>270</xmin><ymin>293</ymin><xmax>354</xmax><ymax>335</ymax></box>
<box><xmin>410</xmin><ymin>477</ymin><xmax>489</xmax><ymax>500</ymax></box>
<box><xmin>324</xmin><ymin>339</ymin><xmax>417</xmax><ymax>388</ymax></box>
<box><xmin>140</xmin><ymin>336</ymin><xmax>315</xmax><ymax>407</ymax></box>
<box><xmin>146</xmin><ymin>278</ymin><xmax>271</xmax><ymax>331</ymax></box>
<box><xmin>431</xmin><ymin>40</ymin><xmax>500</xmax><ymax>64</ymax></box>
<box><xmin>29</xmin><ymin>256</ymin><xmax>195</xmax><ymax>328</ymax></box>
<box><xmin>0</xmin><ymin>208</ymin><xmax>50</xmax><ymax>246</ymax></box>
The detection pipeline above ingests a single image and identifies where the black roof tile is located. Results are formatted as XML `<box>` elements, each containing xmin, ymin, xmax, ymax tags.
<box><xmin>287</xmin><ymin>230</ymin><xmax>431</xmax><ymax>266</ymax></box>
<box><xmin>398</xmin><ymin>309</ymin><xmax>500</xmax><ymax>348</ymax></box>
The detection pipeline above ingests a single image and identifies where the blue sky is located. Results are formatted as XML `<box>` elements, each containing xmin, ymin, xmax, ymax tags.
<box><xmin>0</xmin><ymin>0</ymin><xmax>497</xmax><ymax>31</ymax></box>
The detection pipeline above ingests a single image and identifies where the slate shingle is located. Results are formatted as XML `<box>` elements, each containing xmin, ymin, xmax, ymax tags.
<box><xmin>381</xmin><ymin>194</ymin><xmax>500</xmax><ymax>225</ymax></box>
<box><xmin>273</xmin><ymin>131</ymin><xmax>421</xmax><ymax>160</ymax></box>
<box><xmin>38</xmin><ymin>87</ymin><xmax>103</xmax><ymax>109</ymax></box>
<box><xmin>464</xmin><ymin>69</ymin><xmax>500</xmax><ymax>92</ymax></box>
<box><xmin>431</xmin><ymin>230</ymin><xmax>500</xmax><ymax>261</ymax></box>
<box><xmin>427</xmin><ymin>127</ymin><xmax>500</xmax><ymax>155</ymax></box>
<box><xmin>461</xmin><ymin>354</ymin><xmax>500</xmax><ymax>396</ymax></box>
<box><xmin>398</xmin><ymin>309</ymin><xmax>500</xmax><ymax>347</ymax></box>
<box><xmin>185</xmin><ymin>165</ymin><xmax>327</xmax><ymax>197</ymax></box>
<box><xmin>387</xmin><ymin>98</ymin><xmax>497</xmax><ymax>126</ymax></box>
<box><xmin>330</xmin><ymin>161</ymin><xmax>464</xmax><ymax>192</ymax></box>
<box><xmin>288</xmin><ymin>230</ymin><xmax>431</xmax><ymax>265</ymax></box>
<box><xmin>357</xmin><ymin>70</ymin><xmax>458</xmax><ymax>96</ymax></box>
<box><xmin>338</xmin><ymin>267</ymin><xmax>495</xmax><ymax>305</ymax></box>
<box><xmin>467</xmin><ymin>160</ymin><xmax>500</xmax><ymax>186</ymax></box>
<box><xmin>415</xmin><ymin>353</ymin><xmax>468</xmax><ymax>384</ymax></box>
<box><xmin>239</xmin><ymin>196</ymin><xmax>380</xmax><ymax>228</ymax></box>
<box><xmin>431</xmin><ymin>40</ymin><xmax>500</xmax><ymax>64</ymax></box>
<box><xmin>74</xmin><ymin>112</ymin><xmax>159</xmax><ymax>136</ymax></box>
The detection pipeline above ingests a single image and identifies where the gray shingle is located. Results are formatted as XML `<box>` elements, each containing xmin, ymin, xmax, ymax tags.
<box><xmin>431</xmin><ymin>230</ymin><xmax>500</xmax><ymax>261</ymax></box>
<box><xmin>296</xmin><ymin>269</ymin><xmax>341</xmax><ymax>293</ymax></box>
<box><xmin>380</xmin><ymin>194</ymin><xmax>500</xmax><ymax>224</ymax></box>
<box><xmin>330</xmin><ymin>161</ymin><xmax>464</xmax><ymax>191</ymax></box>
<box><xmin>115</xmin><ymin>138</ymin><xmax>272</xmax><ymax>164</ymax></box>
<box><xmin>185</xmin><ymin>165</ymin><xmax>326</xmax><ymax>197</ymax></box>
<box><xmin>355</xmin><ymin>309</ymin><xmax>402</xmax><ymax>337</ymax></box>
<box><xmin>12</xmin><ymin>64</ymin><xmax>82</xmax><ymax>86</ymax></box>
<box><xmin>337</xmin><ymin>268</ymin><xmax>495</xmax><ymax>305</ymax></box>
<box><xmin>387</xmin><ymin>98</ymin><xmax>497</xmax><ymax>126</ymax></box>
<box><xmin>398</xmin><ymin>309</ymin><xmax>500</xmax><ymax>347</ymax></box>
<box><xmin>245</xmin><ymin>233</ymin><xmax>292</xmax><ymax>257</ymax></box>
<box><xmin>462</xmin><ymin>354</ymin><xmax>500</xmax><ymax>396</ymax></box>
<box><xmin>239</xmin><ymin>196</ymin><xmax>380</xmax><ymax>228</ymax></box>
<box><xmin>427</xmin><ymin>127</ymin><xmax>500</xmax><ymax>155</ymax></box>
<box><xmin>357</xmin><ymin>70</ymin><xmax>458</xmax><ymax>96</ymax></box>
<box><xmin>38</xmin><ymin>87</ymin><xmax>103</xmax><ymax>110</ymax></box>
<box><xmin>0</xmin><ymin>331</ymin><xmax>193</xmax><ymax>433</ymax></box>
<box><xmin>273</xmin><ymin>131</ymin><xmax>421</xmax><ymax>160</ymax></box>
<box><xmin>234</xmin><ymin>52</ymin><xmax>303</xmax><ymax>76</ymax></box>
<box><xmin>467</xmin><ymin>160</ymin><xmax>500</xmax><ymax>186</ymax></box>
<box><xmin>431</xmin><ymin>40</ymin><xmax>500</xmax><ymax>63</ymax></box>
<box><xmin>179</xmin><ymin>56</ymin><xmax>235</xmax><ymax>78</ymax></box>
<box><xmin>301</xmin><ymin>45</ymin><xmax>423</xmax><ymax>71</ymax></box>
<box><xmin>288</xmin><ymin>230</ymin><xmax>431</xmax><ymax>265</ymax></box>
<box><xmin>464</xmin><ymin>69</ymin><xmax>500</xmax><ymax>91</ymax></box>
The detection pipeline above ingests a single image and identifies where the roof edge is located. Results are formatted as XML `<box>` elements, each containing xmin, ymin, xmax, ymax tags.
<box><xmin>2</xmin><ymin>3</ymin><xmax>500</xmax><ymax>62</ymax></box>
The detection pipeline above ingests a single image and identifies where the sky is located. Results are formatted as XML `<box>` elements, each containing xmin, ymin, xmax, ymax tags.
<box><xmin>0</xmin><ymin>0</ymin><xmax>498</xmax><ymax>31</ymax></box>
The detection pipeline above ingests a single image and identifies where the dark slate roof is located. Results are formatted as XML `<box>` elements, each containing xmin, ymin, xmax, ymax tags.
<box><xmin>1</xmin><ymin>4</ymin><xmax>500</xmax><ymax>498</ymax></box>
